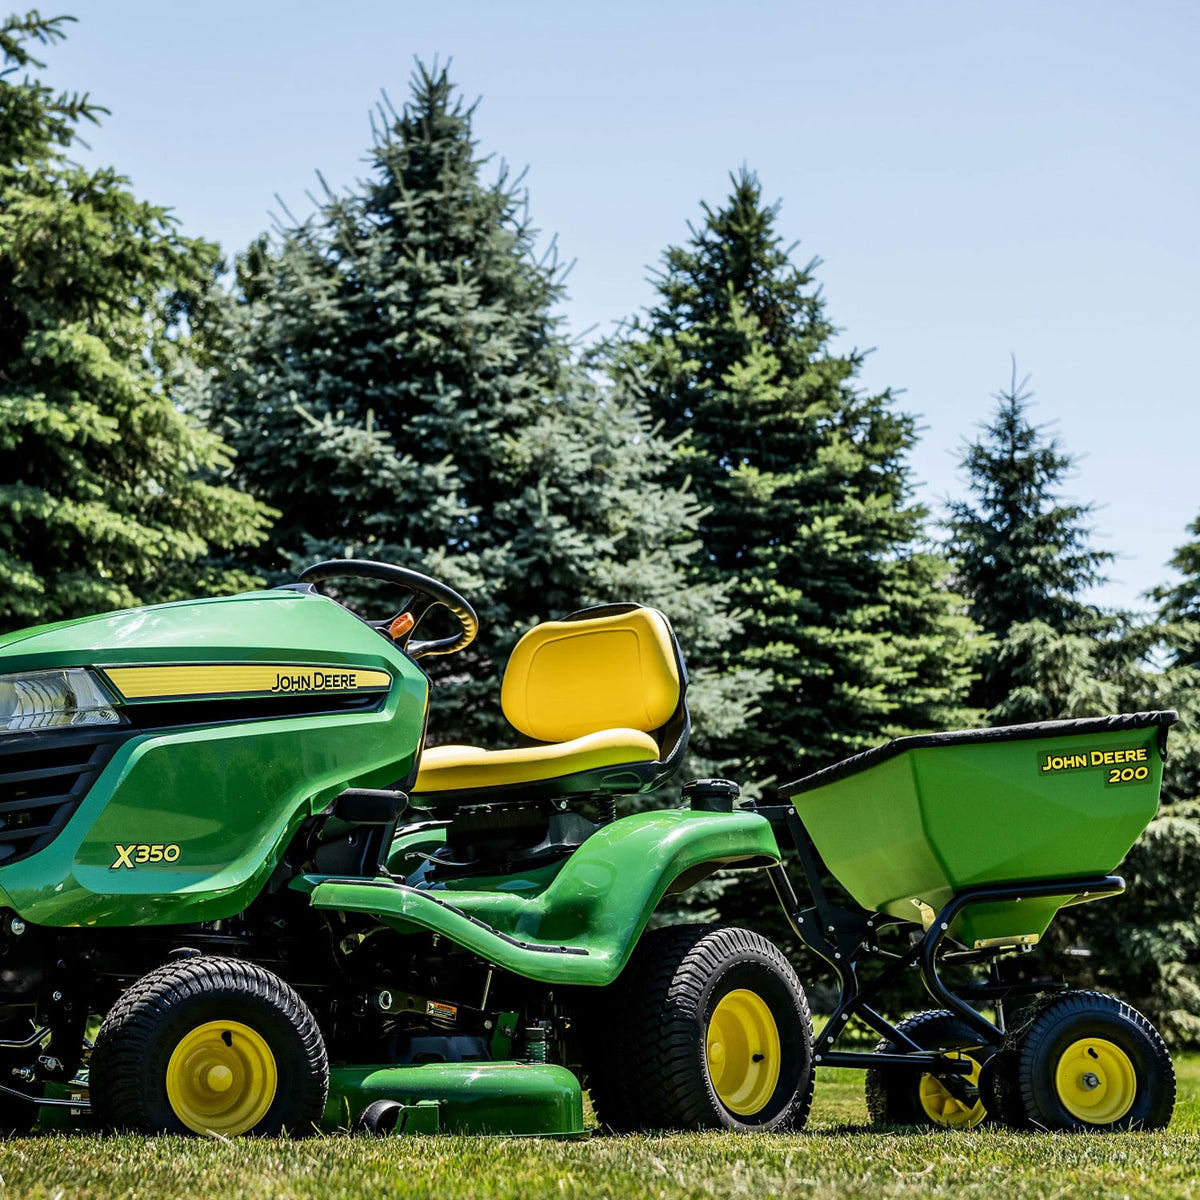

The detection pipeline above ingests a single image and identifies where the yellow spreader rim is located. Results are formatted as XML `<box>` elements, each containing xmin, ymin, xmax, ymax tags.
<box><xmin>705</xmin><ymin>988</ymin><xmax>782</xmax><ymax>1117</ymax></box>
<box><xmin>165</xmin><ymin>1020</ymin><xmax>278</xmax><ymax>1136</ymax></box>
<box><xmin>918</xmin><ymin>1050</ymin><xmax>987</xmax><ymax>1129</ymax></box>
<box><xmin>1054</xmin><ymin>1037</ymin><xmax>1137</xmax><ymax>1125</ymax></box>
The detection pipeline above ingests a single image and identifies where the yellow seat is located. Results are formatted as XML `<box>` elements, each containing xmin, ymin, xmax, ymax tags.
<box><xmin>411</xmin><ymin>605</ymin><xmax>689</xmax><ymax>804</ymax></box>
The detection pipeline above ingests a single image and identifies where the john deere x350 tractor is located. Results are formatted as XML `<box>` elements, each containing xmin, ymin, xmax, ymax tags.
<box><xmin>0</xmin><ymin>560</ymin><xmax>814</xmax><ymax>1136</ymax></box>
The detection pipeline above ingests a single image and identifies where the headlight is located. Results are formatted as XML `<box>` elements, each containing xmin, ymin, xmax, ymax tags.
<box><xmin>0</xmin><ymin>669</ymin><xmax>123</xmax><ymax>732</ymax></box>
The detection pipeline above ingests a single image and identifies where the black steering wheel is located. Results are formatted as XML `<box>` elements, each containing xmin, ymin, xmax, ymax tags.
<box><xmin>296</xmin><ymin>559</ymin><xmax>479</xmax><ymax>660</ymax></box>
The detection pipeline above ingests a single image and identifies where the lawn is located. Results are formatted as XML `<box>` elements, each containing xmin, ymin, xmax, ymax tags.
<box><xmin>0</xmin><ymin>1058</ymin><xmax>1196</xmax><ymax>1200</ymax></box>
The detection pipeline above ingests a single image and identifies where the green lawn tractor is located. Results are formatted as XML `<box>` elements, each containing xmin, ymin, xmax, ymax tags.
<box><xmin>0</xmin><ymin>559</ymin><xmax>1179</xmax><ymax>1137</ymax></box>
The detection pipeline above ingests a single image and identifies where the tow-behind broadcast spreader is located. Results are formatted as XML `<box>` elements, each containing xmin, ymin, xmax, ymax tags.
<box><xmin>0</xmin><ymin>560</ymin><xmax>1177</xmax><ymax>1136</ymax></box>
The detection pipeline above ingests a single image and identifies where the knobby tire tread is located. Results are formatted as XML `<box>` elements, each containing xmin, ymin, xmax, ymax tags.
<box><xmin>90</xmin><ymin>956</ymin><xmax>328</xmax><ymax>1136</ymax></box>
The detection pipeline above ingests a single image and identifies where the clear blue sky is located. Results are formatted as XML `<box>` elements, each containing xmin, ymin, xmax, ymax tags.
<box><xmin>43</xmin><ymin>0</ymin><xmax>1200</xmax><ymax>612</ymax></box>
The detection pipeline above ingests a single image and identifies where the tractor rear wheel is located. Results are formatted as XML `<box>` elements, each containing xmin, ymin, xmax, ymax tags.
<box><xmin>587</xmin><ymin>924</ymin><xmax>814</xmax><ymax>1132</ymax></box>
<box><xmin>90</xmin><ymin>956</ymin><xmax>328</xmax><ymax>1137</ymax></box>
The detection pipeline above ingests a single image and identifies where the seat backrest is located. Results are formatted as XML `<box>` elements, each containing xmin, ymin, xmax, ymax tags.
<box><xmin>501</xmin><ymin>607</ymin><xmax>682</xmax><ymax>744</ymax></box>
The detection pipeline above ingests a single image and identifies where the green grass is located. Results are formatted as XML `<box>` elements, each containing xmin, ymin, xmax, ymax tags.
<box><xmin>1</xmin><ymin>1058</ymin><xmax>1197</xmax><ymax>1200</ymax></box>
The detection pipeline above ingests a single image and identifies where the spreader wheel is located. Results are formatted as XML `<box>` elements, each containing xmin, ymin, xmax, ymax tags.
<box><xmin>991</xmin><ymin>990</ymin><xmax>1174</xmax><ymax>1132</ymax></box>
<box><xmin>865</xmin><ymin>1010</ymin><xmax>991</xmax><ymax>1129</ymax></box>
<box><xmin>586</xmin><ymin>924</ymin><xmax>814</xmax><ymax>1132</ymax></box>
<box><xmin>90</xmin><ymin>956</ymin><xmax>328</xmax><ymax>1137</ymax></box>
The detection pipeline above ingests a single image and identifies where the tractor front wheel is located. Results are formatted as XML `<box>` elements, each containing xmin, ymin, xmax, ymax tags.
<box><xmin>90</xmin><ymin>956</ymin><xmax>328</xmax><ymax>1137</ymax></box>
<box><xmin>587</xmin><ymin>924</ymin><xmax>814</xmax><ymax>1132</ymax></box>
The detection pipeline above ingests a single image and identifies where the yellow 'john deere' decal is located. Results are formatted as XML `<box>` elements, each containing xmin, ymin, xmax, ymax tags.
<box><xmin>1037</xmin><ymin>742</ymin><xmax>1152</xmax><ymax>787</ymax></box>
<box><xmin>99</xmin><ymin>664</ymin><xmax>392</xmax><ymax>702</ymax></box>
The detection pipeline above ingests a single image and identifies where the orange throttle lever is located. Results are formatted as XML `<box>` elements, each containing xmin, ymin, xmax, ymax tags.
<box><xmin>388</xmin><ymin>612</ymin><xmax>416</xmax><ymax>640</ymax></box>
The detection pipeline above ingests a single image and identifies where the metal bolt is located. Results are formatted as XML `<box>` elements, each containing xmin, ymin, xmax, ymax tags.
<box><xmin>826</xmin><ymin>925</ymin><xmax>836</xmax><ymax>933</ymax></box>
<box><xmin>51</xmin><ymin>991</ymin><xmax>62</xmax><ymax>1003</ymax></box>
<box><xmin>834</xmin><ymin>952</ymin><xmax>842</xmax><ymax>960</ymax></box>
<box><xmin>376</xmin><ymin>990</ymin><xmax>393</xmax><ymax>1010</ymax></box>
<box><xmin>940</xmin><ymin>923</ymin><xmax>949</xmax><ymax>931</ymax></box>
<box><xmin>814</xmin><ymin>1054</ymin><xmax>823</xmax><ymax>1063</ymax></box>
<box><xmin>9</xmin><ymin>918</ymin><xmax>25</xmax><ymax>936</ymax></box>
<box><xmin>1081</xmin><ymin>1072</ymin><xmax>1101</xmax><ymax>1090</ymax></box>
<box><xmin>484</xmin><ymin>1020</ymin><xmax>493</xmax><ymax>1030</ymax></box>
<box><xmin>11</xmin><ymin>1066</ymin><xmax>33</xmax><ymax>1082</ymax></box>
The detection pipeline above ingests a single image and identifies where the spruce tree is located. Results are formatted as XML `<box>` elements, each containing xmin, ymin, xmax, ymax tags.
<box><xmin>0</xmin><ymin>12</ymin><xmax>271</xmax><ymax>631</ymax></box>
<box><xmin>201</xmin><ymin>66</ymin><xmax>754</xmax><ymax>750</ymax></box>
<box><xmin>1153</xmin><ymin>521</ymin><xmax>1200</xmax><ymax>639</ymax></box>
<box><xmin>945</xmin><ymin>366</ymin><xmax>1114</xmax><ymax>717</ymax></box>
<box><xmin>617</xmin><ymin>170</ymin><xmax>975</xmax><ymax>786</ymax></box>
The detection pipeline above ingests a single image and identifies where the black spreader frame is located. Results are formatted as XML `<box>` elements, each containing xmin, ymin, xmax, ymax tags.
<box><xmin>752</xmin><ymin>802</ymin><xmax>1126</xmax><ymax>1097</ymax></box>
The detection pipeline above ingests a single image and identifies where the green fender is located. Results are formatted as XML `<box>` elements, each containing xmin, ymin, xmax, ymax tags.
<box><xmin>304</xmin><ymin>808</ymin><xmax>780</xmax><ymax>986</ymax></box>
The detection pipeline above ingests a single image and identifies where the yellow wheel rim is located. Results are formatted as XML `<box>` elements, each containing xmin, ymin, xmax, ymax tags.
<box><xmin>705</xmin><ymin>989</ymin><xmax>782</xmax><ymax>1117</ymax></box>
<box><xmin>1054</xmin><ymin>1037</ymin><xmax>1137</xmax><ymax>1125</ymax></box>
<box><xmin>165</xmin><ymin>1020</ymin><xmax>278</xmax><ymax>1136</ymax></box>
<box><xmin>918</xmin><ymin>1050</ymin><xmax>987</xmax><ymax>1129</ymax></box>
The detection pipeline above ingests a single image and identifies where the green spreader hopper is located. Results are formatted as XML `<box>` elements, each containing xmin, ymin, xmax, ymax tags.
<box><xmin>781</xmin><ymin>712</ymin><xmax>1177</xmax><ymax>949</ymax></box>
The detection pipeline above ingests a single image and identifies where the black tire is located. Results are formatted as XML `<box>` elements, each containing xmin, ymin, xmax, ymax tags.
<box><xmin>991</xmin><ymin>990</ymin><xmax>1174</xmax><ymax>1132</ymax></box>
<box><xmin>981</xmin><ymin>1000</ymin><xmax>1050</xmax><ymax>1130</ymax></box>
<box><xmin>90</xmin><ymin>957</ymin><xmax>328</xmax><ymax>1137</ymax></box>
<box><xmin>587</xmin><ymin>924</ymin><xmax>814</xmax><ymax>1132</ymax></box>
<box><xmin>865</xmin><ymin>1010</ymin><xmax>992</xmax><ymax>1129</ymax></box>
<box><xmin>356</xmin><ymin>1099</ymin><xmax>404</xmax><ymax>1135</ymax></box>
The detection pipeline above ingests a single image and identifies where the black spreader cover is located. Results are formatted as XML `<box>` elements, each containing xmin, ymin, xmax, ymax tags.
<box><xmin>779</xmin><ymin>710</ymin><xmax>1179</xmax><ymax>799</ymax></box>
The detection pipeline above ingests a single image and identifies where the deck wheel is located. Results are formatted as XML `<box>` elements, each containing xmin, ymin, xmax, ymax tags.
<box><xmin>90</xmin><ymin>956</ymin><xmax>328</xmax><ymax>1137</ymax></box>
<box><xmin>993</xmin><ymin>990</ymin><xmax>1174</xmax><ymax>1132</ymax></box>
<box><xmin>866</xmin><ymin>1010</ymin><xmax>990</xmax><ymax>1129</ymax></box>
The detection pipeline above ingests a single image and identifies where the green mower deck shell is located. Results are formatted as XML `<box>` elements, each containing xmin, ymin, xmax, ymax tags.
<box><xmin>304</xmin><ymin>808</ymin><xmax>781</xmax><ymax>986</ymax></box>
<box><xmin>0</xmin><ymin>590</ymin><xmax>428</xmax><ymax>926</ymax></box>
<box><xmin>792</xmin><ymin>724</ymin><xmax>1165</xmax><ymax>947</ymax></box>
<box><xmin>323</xmin><ymin>1062</ymin><xmax>585</xmax><ymax>1136</ymax></box>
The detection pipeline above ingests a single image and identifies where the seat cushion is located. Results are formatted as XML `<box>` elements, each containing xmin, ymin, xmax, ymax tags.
<box><xmin>501</xmin><ymin>608</ymin><xmax>680</xmax><ymax>743</ymax></box>
<box><xmin>412</xmin><ymin>728</ymin><xmax>660</xmax><ymax>794</ymax></box>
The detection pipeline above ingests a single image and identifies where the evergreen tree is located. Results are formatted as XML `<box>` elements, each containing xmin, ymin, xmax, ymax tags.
<box><xmin>945</xmin><ymin>366</ymin><xmax>1114</xmax><ymax>716</ymax></box>
<box><xmin>1151</xmin><ymin>525</ymin><xmax>1200</xmax><ymax>800</ymax></box>
<box><xmin>0</xmin><ymin>12</ymin><xmax>271</xmax><ymax>630</ymax></box>
<box><xmin>1152</xmin><ymin>520</ymin><xmax>1200</xmax><ymax>657</ymax></box>
<box><xmin>616</xmin><ymin>170</ymin><xmax>975</xmax><ymax>786</ymax></box>
<box><xmin>200</xmin><ymin>66</ymin><xmax>755</xmax><ymax>751</ymax></box>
